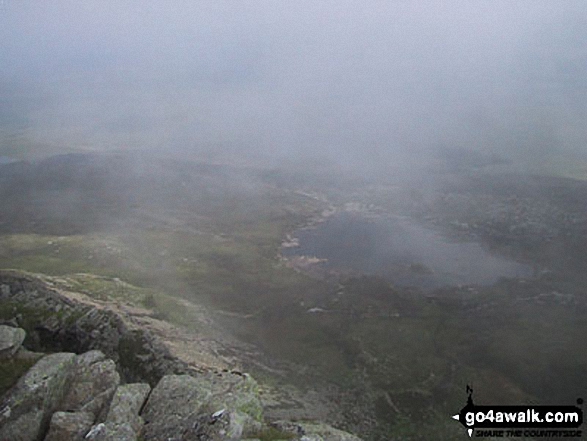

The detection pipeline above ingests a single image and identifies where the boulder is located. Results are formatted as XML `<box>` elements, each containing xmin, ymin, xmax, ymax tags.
<box><xmin>0</xmin><ymin>325</ymin><xmax>26</xmax><ymax>359</ymax></box>
<box><xmin>60</xmin><ymin>351</ymin><xmax>120</xmax><ymax>420</ymax></box>
<box><xmin>0</xmin><ymin>352</ymin><xmax>77</xmax><ymax>441</ymax></box>
<box><xmin>85</xmin><ymin>382</ymin><xmax>151</xmax><ymax>440</ymax></box>
<box><xmin>143</xmin><ymin>408</ymin><xmax>258</xmax><ymax>441</ymax></box>
<box><xmin>141</xmin><ymin>372</ymin><xmax>263</xmax><ymax>441</ymax></box>
<box><xmin>141</xmin><ymin>374</ymin><xmax>210</xmax><ymax>440</ymax></box>
<box><xmin>185</xmin><ymin>409</ymin><xmax>253</xmax><ymax>440</ymax></box>
<box><xmin>104</xmin><ymin>382</ymin><xmax>151</xmax><ymax>432</ymax></box>
<box><xmin>75</xmin><ymin>350</ymin><xmax>106</xmax><ymax>366</ymax></box>
<box><xmin>84</xmin><ymin>422</ymin><xmax>138</xmax><ymax>441</ymax></box>
<box><xmin>0</xmin><ymin>272</ymin><xmax>365</xmax><ymax>441</ymax></box>
<box><xmin>44</xmin><ymin>411</ymin><xmax>94</xmax><ymax>441</ymax></box>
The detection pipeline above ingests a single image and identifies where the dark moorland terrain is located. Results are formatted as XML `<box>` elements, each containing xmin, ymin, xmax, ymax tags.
<box><xmin>0</xmin><ymin>150</ymin><xmax>585</xmax><ymax>440</ymax></box>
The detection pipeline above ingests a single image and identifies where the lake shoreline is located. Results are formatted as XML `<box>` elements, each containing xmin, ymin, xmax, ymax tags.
<box><xmin>280</xmin><ymin>208</ymin><xmax>533</xmax><ymax>290</ymax></box>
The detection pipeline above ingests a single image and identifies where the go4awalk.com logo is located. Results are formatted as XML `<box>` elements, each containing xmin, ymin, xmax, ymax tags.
<box><xmin>452</xmin><ymin>386</ymin><xmax>583</xmax><ymax>438</ymax></box>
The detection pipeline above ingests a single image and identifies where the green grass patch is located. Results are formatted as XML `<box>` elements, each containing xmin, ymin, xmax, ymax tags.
<box><xmin>59</xmin><ymin>273</ymin><xmax>150</xmax><ymax>305</ymax></box>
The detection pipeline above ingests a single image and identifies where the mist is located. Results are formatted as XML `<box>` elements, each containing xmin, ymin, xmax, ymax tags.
<box><xmin>1</xmin><ymin>0</ymin><xmax>586</xmax><ymax>171</ymax></box>
<box><xmin>2</xmin><ymin>3</ymin><xmax>587</xmax><ymax>439</ymax></box>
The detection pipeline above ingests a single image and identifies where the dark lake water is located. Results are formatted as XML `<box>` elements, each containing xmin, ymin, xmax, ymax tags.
<box><xmin>282</xmin><ymin>212</ymin><xmax>533</xmax><ymax>289</ymax></box>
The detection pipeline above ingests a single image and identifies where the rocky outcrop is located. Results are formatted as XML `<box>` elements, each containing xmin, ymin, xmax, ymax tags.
<box><xmin>45</xmin><ymin>411</ymin><xmax>94</xmax><ymax>441</ymax></box>
<box><xmin>0</xmin><ymin>325</ymin><xmax>26</xmax><ymax>359</ymax></box>
<box><xmin>0</xmin><ymin>270</ymin><xmax>193</xmax><ymax>385</ymax></box>
<box><xmin>60</xmin><ymin>350</ymin><xmax>120</xmax><ymax>421</ymax></box>
<box><xmin>0</xmin><ymin>271</ymin><xmax>364</xmax><ymax>440</ymax></box>
<box><xmin>141</xmin><ymin>372</ymin><xmax>263</xmax><ymax>440</ymax></box>
<box><xmin>84</xmin><ymin>383</ymin><xmax>150</xmax><ymax>440</ymax></box>
<box><xmin>0</xmin><ymin>352</ymin><xmax>77</xmax><ymax>441</ymax></box>
<box><xmin>104</xmin><ymin>383</ymin><xmax>151</xmax><ymax>433</ymax></box>
<box><xmin>0</xmin><ymin>327</ymin><xmax>150</xmax><ymax>441</ymax></box>
<box><xmin>0</xmin><ymin>333</ymin><xmax>362</xmax><ymax>440</ymax></box>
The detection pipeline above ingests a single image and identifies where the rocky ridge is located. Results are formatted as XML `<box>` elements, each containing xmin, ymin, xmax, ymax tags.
<box><xmin>0</xmin><ymin>271</ymin><xmax>363</xmax><ymax>440</ymax></box>
<box><xmin>0</xmin><ymin>270</ymin><xmax>195</xmax><ymax>386</ymax></box>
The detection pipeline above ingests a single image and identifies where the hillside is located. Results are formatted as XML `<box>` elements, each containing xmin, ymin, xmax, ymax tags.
<box><xmin>0</xmin><ymin>152</ymin><xmax>585</xmax><ymax>440</ymax></box>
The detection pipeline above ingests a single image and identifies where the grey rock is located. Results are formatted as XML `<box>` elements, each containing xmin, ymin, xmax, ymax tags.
<box><xmin>84</xmin><ymin>422</ymin><xmax>137</xmax><ymax>441</ymax></box>
<box><xmin>60</xmin><ymin>353</ymin><xmax>120</xmax><ymax>420</ymax></box>
<box><xmin>0</xmin><ymin>410</ymin><xmax>43</xmax><ymax>441</ymax></box>
<box><xmin>103</xmin><ymin>383</ymin><xmax>151</xmax><ymax>433</ymax></box>
<box><xmin>0</xmin><ymin>272</ymin><xmax>364</xmax><ymax>441</ymax></box>
<box><xmin>0</xmin><ymin>352</ymin><xmax>77</xmax><ymax>441</ymax></box>
<box><xmin>141</xmin><ymin>372</ymin><xmax>264</xmax><ymax>441</ymax></box>
<box><xmin>0</xmin><ymin>270</ymin><xmax>192</xmax><ymax>385</ymax></box>
<box><xmin>79</xmin><ymin>387</ymin><xmax>118</xmax><ymax>422</ymax></box>
<box><xmin>186</xmin><ymin>409</ymin><xmax>252</xmax><ymax>441</ymax></box>
<box><xmin>141</xmin><ymin>375</ymin><xmax>210</xmax><ymax>440</ymax></box>
<box><xmin>82</xmin><ymin>382</ymin><xmax>151</xmax><ymax>441</ymax></box>
<box><xmin>188</xmin><ymin>411</ymin><xmax>263</xmax><ymax>441</ymax></box>
<box><xmin>44</xmin><ymin>411</ymin><xmax>94</xmax><ymax>441</ymax></box>
<box><xmin>269</xmin><ymin>420</ymin><xmax>363</xmax><ymax>441</ymax></box>
<box><xmin>0</xmin><ymin>325</ymin><xmax>26</xmax><ymax>359</ymax></box>
<box><xmin>83</xmin><ymin>423</ymin><xmax>106</xmax><ymax>439</ymax></box>
<box><xmin>202</xmin><ymin>373</ymin><xmax>264</xmax><ymax>424</ymax></box>
<box><xmin>76</xmin><ymin>350</ymin><xmax>106</xmax><ymax>366</ymax></box>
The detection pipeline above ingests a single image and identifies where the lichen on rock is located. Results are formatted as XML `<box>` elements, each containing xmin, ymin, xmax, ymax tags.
<box><xmin>0</xmin><ymin>352</ymin><xmax>77</xmax><ymax>441</ymax></box>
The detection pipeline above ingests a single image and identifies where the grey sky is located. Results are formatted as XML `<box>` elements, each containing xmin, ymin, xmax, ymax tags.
<box><xmin>1</xmin><ymin>1</ymin><xmax>586</xmax><ymax>166</ymax></box>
